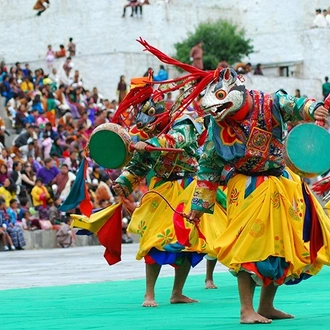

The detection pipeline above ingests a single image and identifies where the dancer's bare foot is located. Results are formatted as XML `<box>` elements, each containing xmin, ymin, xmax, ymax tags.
<box><xmin>142</xmin><ymin>295</ymin><xmax>158</xmax><ymax>307</ymax></box>
<box><xmin>205</xmin><ymin>279</ymin><xmax>218</xmax><ymax>289</ymax></box>
<box><xmin>240</xmin><ymin>309</ymin><xmax>272</xmax><ymax>324</ymax></box>
<box><xmin>258</xmin><ymin>307</ymin><xmax>294</xmax><ymax>320</ymax></box>
<box><xmin>170</xmin><ymin>294</ymin><xmax>199</xmax><ymax>304</ymax></box>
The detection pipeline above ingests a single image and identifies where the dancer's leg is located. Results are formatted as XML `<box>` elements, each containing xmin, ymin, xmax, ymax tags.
<box><xmin>170</xmin><ymin>257</ymin><xmax>198</xmax><ymax>304</ymax></box>
<box><xmin>237</xmin><ymin>271</ymin><xmax>272</xmax><ymax>324</ymax></box>
<box><xmin>205</xmin><ymin>259</ymin><xmax>218</xmax><ymax>289</ymax></box>
<box><xmin>142</xmin><ymin>263</ymin><xmax>161</xmax><ymax>307</ymax></box>
<box><xmin>257</xmin><ymin>282</ymin><xmax>294</xmax><ymax>319</ymax></box>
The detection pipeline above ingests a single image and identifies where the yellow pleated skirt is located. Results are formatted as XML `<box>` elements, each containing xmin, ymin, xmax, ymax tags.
<box><xmin>128</xmin><ymin>178</ymin><xmax>227</xmax><ymax>262</ymax></box>
<box><xmin>214</xmin><ymin>169</ymin><xmax>330</xmax><ymax>284</ymax></box>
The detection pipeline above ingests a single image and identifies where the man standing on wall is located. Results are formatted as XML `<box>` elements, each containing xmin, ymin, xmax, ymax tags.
<box><xmin>322</xmin><ymin>76</ymin><xmax>330</xmax><ymax>100</ymax></box>
<box><xmin>190</xmin><ymin>41</ymin><xmax>203</xmax><ymax>70</ymax></box>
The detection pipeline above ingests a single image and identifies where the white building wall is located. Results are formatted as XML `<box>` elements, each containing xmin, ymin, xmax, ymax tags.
<box><xmin>0</xmin><ymin>0</ymin><xmax>329</xmax><ymax>100</ymax></box>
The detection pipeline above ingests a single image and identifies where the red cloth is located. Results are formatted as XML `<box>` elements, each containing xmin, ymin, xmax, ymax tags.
<box><xmin>309</xmin><ymin>195</ymin><xmax>323</xmax><ymax>262</ymax></box>
<box><xmin>97</xmin><ymin>204</ymin><xmax>123</xmax><ymax>265</ymax></box>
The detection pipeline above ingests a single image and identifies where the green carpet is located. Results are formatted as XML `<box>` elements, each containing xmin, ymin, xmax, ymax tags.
<box><xmin>3</xmin><ymin>267</ymin><xmax>330</xmax><ymax>330</ymax></box>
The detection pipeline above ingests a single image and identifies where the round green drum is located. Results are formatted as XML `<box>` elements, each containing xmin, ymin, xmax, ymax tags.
<box><xmin>88</xmin><ymin>123</ymin><xmax>134</xmax><ymax>169</ymax></box>
<box><xmin>285</xmin><ymin>123</ymin><xmax>330</xmax><ymax>178</ymax></box>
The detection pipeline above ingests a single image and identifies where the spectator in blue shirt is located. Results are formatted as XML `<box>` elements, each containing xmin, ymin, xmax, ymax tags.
<box><xmin>153</xmin><ymin>65</ymin><xmax>169</xmax><ymax>81</ymax></box>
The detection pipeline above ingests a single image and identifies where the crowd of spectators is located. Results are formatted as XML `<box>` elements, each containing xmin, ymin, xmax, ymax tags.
<box><xmin>0</xmin><ymin>52</ymin><xmax>152</xmax><ymax>251</ymax></box>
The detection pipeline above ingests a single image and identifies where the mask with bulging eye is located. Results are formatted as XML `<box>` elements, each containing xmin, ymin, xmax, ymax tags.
<box><xmin>135</xmin><ymin>97</ymin><xmax>167</xmax><ymax>134</ymax></box>
<box><xmin>200</xmin><ymin>68</ymin><xmax>247</xmax><ymax>122</ymax></box>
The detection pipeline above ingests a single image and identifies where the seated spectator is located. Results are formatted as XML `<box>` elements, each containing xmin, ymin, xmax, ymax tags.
<box><xmin>20</xmin><ymin>76</ymin><xmax>34</xmax><ymax>93</ymax></box>
<box><xmin>77</xmin><ymin>112</ymin><xmax>90</xmax><ymax>129</ymax></box>
<box><xmin>63</xmin><ymin>151</ymin><xmax>79</xmax><ymax>174</ymax></box>
<box><xmin>56</xmin><ymin>124</ymin><xmax>66</xmax><ymax>143</ymax></box>
<box><xmin>55</xmin><ymin>84</ymin><xmax>71</xmax><ymax>115</ymax></box>
<box><xmin>153</xmin><ymin>65</ymin><xmax>168</xmax><ymax>81</ymax></box>
<box><xmin>71</xmin><ymin>70</ymin><xmax>84</xmax><ymax>88</ymax></box>
<box><xmin>14</xmin><ymin>104</ymin><xmax>28</xmax><ymax>133</ymax></box>
<box><xmin>22</xmin><ymin>64</ymin><xmax>32</xmax><ymax>78</ymax></box>
<box><xmin>5</xmin><ymin>198</ymin><xmax>26</xmax><ymax>249</ymax></box>
<box><xmin>36</xmin><ymin>110</ymin><xmax>49</xmax><ymax>129</ymax></box>
<box><xmin>0</xmin><ymin>178</ymin><xmax>17</xmax><ymax>207</ymax></box>
<box><xmin>36</xmin><ymin>158</ymin><xmax>60</xmax><ymax>185</ymax></box>
<box><xmin>21</xmin><ymin>162</ymin><xmax>36</xmax><ymax>195</ymax></box>
<box><xmin>77</xmin><ymin>124</ymin><xmax>89</xmax><ymax>147</ymax></box>
<box><xmin>31</xmin><ymin>177</ymin><xmax>51</xmax><ymax>220</ymax></box>
<box><xmin>27</xmin><ymin>155</ymin><xmax>42</xmax><ymax>173</ymax></box>
<box><xmin>55</xmin><ymin>45</ymin><xmax>66</xmax><ymax>58</ymax></box>
<box><xmin>253</xmin><ymin>63</ymin><xmax>264</xmax><ymax>75</ymax></box>
<box><xmin>10</xmin><ymin>161</ymin><xmax>23</xmax><ymax>197</ymax></box>
<box><xmin>31</xmin><ymin>94</ymin><xmax>44</xmax><ymax>114</ymax></box>
<box><xmin>63</xmin><ymin>57</ymin><xmax>74</xmax><ymax>78</ymax></box>
<box><xmin>0</xmin><ymin>198</ymin><xmax>16</xmax><ymax>251</ymax></box>
<box><xmin>90</xmin><ymin>164</ymin><xmax>101</xmax><ymax>183</ymax></box>
<box><xmin>42</xmin><ymin>122</ymin><xmax>58</xmax><ymax>140</ymax></box>
<box><xmin>21</xmin><ymin>209</ymin><xmax>41</xmax><ymax>231</ymax></box>
<box><xmin>5</xmin><ymin>91</ymin><xmax>19</xmax><ymax>123</ymax></box>
<box><xmin>19</xmin><ymin>140</ymin><xmax>35</xmax><ymax>161</ymax></box>
<box><xmin>13</xmin><ymin>125</ymin><xmax>37</xmax><ymax>150</ymax></box>
<box><xmin>7</xmin><ymin>199</ymin><xmax>22</xmax><ymax>227</ymax></box>
<box><xmin>0</xmin><ymin>163</ymin><xmax>10</xmax><ymax>185</ymax></box>
<box><xmin>94</xmin><ymin>110</ymin><xmax>107</xmax><ymax>127</ymax></box>
<box><xmin>52</xmin><ymin>164</ymin><xmax>76</xmax><ymax>200</ymax></box>
<box><xmin>0</xmin><ymin>149</ymin><xmax>13</xmax><ymax>172</ymax></box>
<box><xmin>50</xmin><ymin>137</ymin><xmax>64</xmax><ymax>159</ymax></box>
<box><xmin>95</xmin><ymin>174</ymin><xmax>115</xmax><ymax>207</ymax></box>
<box><xmin>86</xmin><ymin>98</ymin><xmax>97</xmax><ymax>126</ymax></box>
<box><xmin>0</xmin><ymin>61</ymin><xmax>7</xmax><ymax>75</ymax></box>
<box><xmin>58</xmin><ymin>111</ymin><xmax>75</xmax><ymax>131</ymax></box>
<box><xmin>24</xmin><ymin>109</ymin><xmax>38</xmax><ymax>125</ymax></box>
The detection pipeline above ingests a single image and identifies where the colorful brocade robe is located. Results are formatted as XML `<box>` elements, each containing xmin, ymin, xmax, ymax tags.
<box><xmin>192</xmin><ymin>89</ymin><xmax>323</xmax><ymax>213</ymax></box>
<box><xmin>116</xmin><ymin>115</ymin><xmax>203</xmax><ymax>194</ymax></box>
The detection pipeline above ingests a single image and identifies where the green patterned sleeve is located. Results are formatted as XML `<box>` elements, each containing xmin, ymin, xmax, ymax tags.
<box><xmin>275</xmin><ymin>89</ymin><xmax>323</xmax><ymax>123</ymax></box>
<box><xmin>191</xmin><ymin>129</ymin><xmax>225</xmax><ymax>214</ymax></box>
<box><xmin>115</xmin><ymin>152</ymin><xmax>152</xmax><ymax>197</ymax></box>
<box><xmin>147</xmin><ymin>121</ymin><xmax>196</xmax><ymax>150</ymax></box>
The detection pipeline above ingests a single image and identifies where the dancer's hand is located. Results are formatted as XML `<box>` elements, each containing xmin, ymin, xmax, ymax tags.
<box><xmin>314</xmin><ymin>106</ymin><xmax>329</xmax><ymax>122</ymax></box>
<box><xmin>134</xmin><ymin>141</ymin><xmax>148</xmax><ymax>152</ymax></box>
<box><xmin>188</xmin><ymin>210</ymin><xmax>204</xmax><ymax>223</ymax></box>
<box><xmin>112</xmin><ymin>183</ymin><xmax>125</xmax><ymax>197</ymax></box>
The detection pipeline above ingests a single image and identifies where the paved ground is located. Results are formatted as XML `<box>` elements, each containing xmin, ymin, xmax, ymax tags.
<box><xmin>0</xmin><ymin>244</ymin><xmax>228</xmax><ymax>290</ymax></box>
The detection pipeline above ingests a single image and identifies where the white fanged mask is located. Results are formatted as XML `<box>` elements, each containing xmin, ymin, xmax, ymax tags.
<box><xmin>200</xmin><ymin>68</ymin><xmax>247</xmax><ymax>121</ymax></box>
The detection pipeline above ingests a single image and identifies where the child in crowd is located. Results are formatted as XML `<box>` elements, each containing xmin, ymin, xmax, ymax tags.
<box><xmin>0</xmin><ymin>198</ymin><xmax>15</xmax><ymax>251</ymax></box>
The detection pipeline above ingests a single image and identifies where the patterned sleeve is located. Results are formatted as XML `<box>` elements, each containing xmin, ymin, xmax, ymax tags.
<box><xmin>275</xmin><ymin>89</ymin><xmax>323</xmax><ymax>123</ymax></box>
<box><xmin>147</xmin><ymin>120</ymin><xmax>196</xmax><ymax>150</ymax></box>
<box><xmin>115</xmin><ymin>152</ymin><xmax>152</xmax><ymax>197</ymax></box>
<box><xmin>191</xmin><ymin>129</ymin><xmax>225</xmax><ymax>214</ymax></box>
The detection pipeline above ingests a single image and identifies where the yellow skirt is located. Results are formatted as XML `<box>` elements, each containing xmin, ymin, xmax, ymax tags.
<box><xmin>128</xmin><ymin>178</ymin><xmax>226</xmax><ymax>263</ymax></box>
<box><xmin>214</xmin><ymin>169</ymin><xmax>329</xmax><ymax>284</ymax></box>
